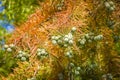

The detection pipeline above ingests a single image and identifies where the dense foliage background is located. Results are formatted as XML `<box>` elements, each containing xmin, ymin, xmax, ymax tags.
<box><xmin>0</xmin><ymin>0</ymin><xmax>120</xmax><ymax>80</ymax></box>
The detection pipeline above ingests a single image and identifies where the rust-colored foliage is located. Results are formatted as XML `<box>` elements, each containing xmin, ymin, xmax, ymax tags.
<box><xmin>7</xmin><ymin>0</ymin><xmax>88</xmax><ymax>79</ymax></box>
<box><xmin>9</xmin><ymin>0</ymin><xmax>87</xmax><ymax>54</ymax></box>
